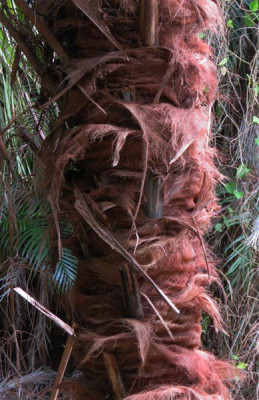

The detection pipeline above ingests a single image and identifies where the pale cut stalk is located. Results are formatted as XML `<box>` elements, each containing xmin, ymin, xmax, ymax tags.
<box><xmin>14</xmin><ymin>287</ymin><xmax>74</xmax><ymax>336</ymax></box>
<box><xmin>50</xmin><ymin>335</ymin><xmax>74</xmax><ymax>400</ymax></box>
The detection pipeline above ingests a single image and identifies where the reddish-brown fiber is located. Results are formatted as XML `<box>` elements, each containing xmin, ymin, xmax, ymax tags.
<box><xmin>40</xmin><ymin>0</ymin><xmax>237</xmax><ymax>398</ymax></box>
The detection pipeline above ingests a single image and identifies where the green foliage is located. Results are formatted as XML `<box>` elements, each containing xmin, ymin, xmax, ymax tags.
<box><xmin>201</xmin><ymin>314</ymin><xmax>211</xmax><ymax>334</ymax></box>
<box><xmin>227</xmin><ymin>19</ymin><xmax>234</xmax><ymax>29</ymax></box>
<box><xmin>249</xmin><ymin>0</ymin><xmax>258</xmax><ymax>12</ymax></box>
<box><xmin>237</xmin><ymin>362</ymin><xmax>248</xmax><ymax>370</ymax></box>
<box><xmin>236</xmin><ymin>164</ymin><xmax>250</xmax><ymax>178</ymax></box>
<box><xmin>215</xmin><ymin>223</ymin><xmax>223</xmax><ymax>232</ymax></box>
<box><xmin>0</xmin><ymin>183</ymin><xmax>78</xmax><ymax>293</ymax></box>
<box><xmin>243</xmin><ymin>0</ymin><xmax>259</xmax><ymax>26</ymax></box>
<box><xmin>218</xmin><ymin>57</ymin><xmax>228</xmax><ymax>67</ymax></box>
<box><xmin>214</xmin><ymin>163</ymin><xmax>256</xmax><ymax>288</ymax></box>
<box><xmin>0</xmin><ymin>32</ymin><xmax>77</xmax><ymax>293</ymax></box>
<box><xmin>232</xmin><ymin>355</ymin><xmax>248</xmax><ymax>370</ymax></box>
<box><xmin>225</xmin><ymin>179</ymin><xmax>244</xmax><ymax>199</ymax></box>
<box><xmin>54</xmin><ymin>248</ymin><xmax>78</xmax><ymax>292</ymax></box>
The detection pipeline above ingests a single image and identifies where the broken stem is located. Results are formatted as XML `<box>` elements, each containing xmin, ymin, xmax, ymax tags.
<box><xmin>140</xmin><ymin>0</ymin><xmax>159</xmax><ymax>46</ymax></box>
<box><xmin>50</xmin><ymin>335</ymin><xmax>74</xmax><ymax>400</ymax></box>
<box><xmin>14</xmin><ymin>287</ymin><xmax>74</xmax><ymax>336</ymax></box>
<box><xmin>103</xmin><ymin>352</ymin><xmax>126</xmax><ymax>399</ymax></box>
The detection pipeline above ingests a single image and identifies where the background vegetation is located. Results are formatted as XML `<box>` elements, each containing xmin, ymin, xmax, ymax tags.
<box><xmin>0</xmin><ymin>0</ymin><xmax>258</xmax><ymax>398</ymax></box>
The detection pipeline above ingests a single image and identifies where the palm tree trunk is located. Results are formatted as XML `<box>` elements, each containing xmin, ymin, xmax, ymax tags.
<box><xmin>2</xmin><ymin>0</ymin><xmax>236</xmax><ymax>398</ymax></box>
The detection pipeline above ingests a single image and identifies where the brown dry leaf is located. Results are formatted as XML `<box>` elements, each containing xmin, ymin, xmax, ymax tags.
<box><xmin>71</xmin><ymin>0</ymin><xmax>125</xmax><ymax>52</ymax></box>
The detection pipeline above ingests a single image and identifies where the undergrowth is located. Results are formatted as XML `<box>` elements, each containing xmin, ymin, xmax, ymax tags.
<box><xmin>203</xmin><ymin>1</ymin><xmax>258</xmax><ymax>398</ymax></box>
<box><xmin>0</xmin><ymin>28</ymin><xmax>77</xmax><ymax>396</ymax></box>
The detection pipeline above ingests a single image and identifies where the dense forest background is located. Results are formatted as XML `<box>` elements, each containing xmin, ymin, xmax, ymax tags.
<box><xmin>0</xmin><ymin>0</ymin><xmax>258</xmax><ymax>399</ymax></box>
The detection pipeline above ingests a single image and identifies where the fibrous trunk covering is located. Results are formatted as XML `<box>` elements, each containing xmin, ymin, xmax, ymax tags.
<box><xmin>39</xmin><ymin>0</ymin><xmax>234</xmax><ymax>398</ymax></box>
